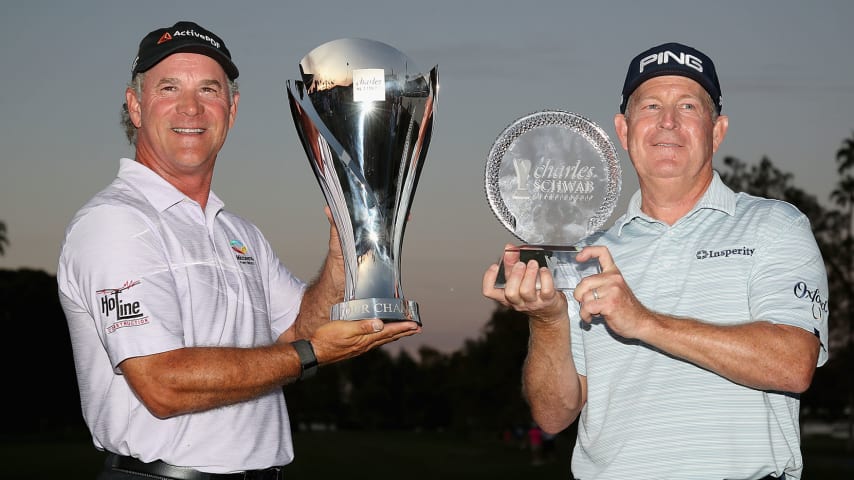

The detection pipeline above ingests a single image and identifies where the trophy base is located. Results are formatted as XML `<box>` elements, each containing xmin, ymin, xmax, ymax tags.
<box><xmin>331</xmin><ymin>298</ymin><xmax>421</xmax><ymax>325</ymax></box>
<box><xmin>494</xmin><ymin>245</ymin><xmax>600</xmax><ymax>291</ymax></box>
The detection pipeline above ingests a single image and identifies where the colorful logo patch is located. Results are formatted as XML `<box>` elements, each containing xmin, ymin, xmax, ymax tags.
<box><xmin>230</xmin><ymin>239</ymin><xmax>248</xmax><ymax>255</ymax></box>
<box><xmin>230</xmin><ymin>239</ymin><xmax>256</xmax><ymax>266</ymax></box>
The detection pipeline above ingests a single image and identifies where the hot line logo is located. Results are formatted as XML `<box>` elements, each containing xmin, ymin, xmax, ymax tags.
<box><xmin>96</xmin><ymin>280</ymin><xmax>149</xmax><ymax>333</ymax></box>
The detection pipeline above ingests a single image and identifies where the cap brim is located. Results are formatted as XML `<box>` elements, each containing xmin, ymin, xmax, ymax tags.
<box><xmin>135</xmin><ymin>44</ymin><xmax>239</xmax><ymax>80</ymax></box>
<box><xmin>622</xmin><ymin>69</ymin><xmax>719</xmax><ymax>113</ymax></box>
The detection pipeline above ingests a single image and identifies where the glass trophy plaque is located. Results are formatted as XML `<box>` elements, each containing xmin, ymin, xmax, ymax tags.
<box><xmin>485</xmin><ymin>110</ymin><xmax>621</xmax><ymax>290</ymax></box>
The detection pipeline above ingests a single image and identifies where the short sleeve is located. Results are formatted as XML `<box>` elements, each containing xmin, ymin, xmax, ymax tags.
<box><xmin>749</xmin><ymin>206</ymin><xmax>829</xmax><ymax>366</ymax></box>
<box><xmin>58</xmin><ymin>204</ymin><xmax>185</xmax><ymax>370</ymax></box>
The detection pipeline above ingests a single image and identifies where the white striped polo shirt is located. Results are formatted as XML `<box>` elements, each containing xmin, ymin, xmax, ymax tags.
<box><xmin>569</xmin><ymin>172</ymin><xmax>829</xmax><ymax>480</ymax></box>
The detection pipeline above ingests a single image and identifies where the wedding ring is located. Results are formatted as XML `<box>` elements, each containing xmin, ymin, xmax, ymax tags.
<box><xmin>592</xmin><ymin>288</ymin><xmax>600</xmax><ymax>300</ymax></box>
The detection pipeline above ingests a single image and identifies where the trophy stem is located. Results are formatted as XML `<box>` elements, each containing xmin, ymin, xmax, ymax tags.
<box><xmin>331</xmin><ymin>298</ymin><xmax>421</xmax><ymax>325</ymax></box>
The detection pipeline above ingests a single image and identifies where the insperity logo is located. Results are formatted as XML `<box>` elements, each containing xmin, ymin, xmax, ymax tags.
<box><xmin>96</xmin><ymin>280</ymin><xmax>149</xmax><ymax>333</ymax></box>
<box><xmin>230</xmin><ymin>239</ymin><xmax>256</xmax><ymax>265</ymax></box>
<box><xmin>695</xmin><ymin>246</ymin><xmax>755</xmax><ymax>260</ymax></box>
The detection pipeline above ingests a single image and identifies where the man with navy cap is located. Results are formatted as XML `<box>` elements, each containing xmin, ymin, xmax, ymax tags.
<box><xmin>58</xmin><ymin>21</ymin><xmax>420</xmax><ymax>479</ymax></box>
<box><xmin>484</xmin><ymin>42</ymin><xmax>828</xmax><ymax>479</ymax></box>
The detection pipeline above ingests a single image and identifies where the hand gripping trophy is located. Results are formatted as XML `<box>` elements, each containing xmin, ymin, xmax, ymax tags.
<box><xmin>287</xmin><ymin>38</ymin><xmax>437</xmax><ymax>324</ymax></box>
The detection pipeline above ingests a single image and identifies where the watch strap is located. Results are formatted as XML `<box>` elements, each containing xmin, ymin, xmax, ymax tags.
<box><xmin>291</xmin><ymin>339</ymin><xmax>318</xmax><ymax>380</ymax></box>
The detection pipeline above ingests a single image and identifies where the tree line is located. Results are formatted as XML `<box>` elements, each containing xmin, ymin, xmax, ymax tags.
<box><xmin>1</xmin><ymin>133</ymin><xmax>852</xmax><ymax>446</ymax></box>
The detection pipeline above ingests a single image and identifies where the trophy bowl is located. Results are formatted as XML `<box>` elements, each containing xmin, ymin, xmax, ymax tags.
<box><xmin>287</xmin><ymin>38</ymin><xmax>437</xmax><ymax>324</ymax></box>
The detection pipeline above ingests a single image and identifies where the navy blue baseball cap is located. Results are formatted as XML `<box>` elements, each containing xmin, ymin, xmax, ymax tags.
<box><xmin>131</xmin><ymin>21</ymin><xmax>239</xmax><ymax>80</ymax></box>
<box><xmin>619</xmin><ymin>42</ymin><xmax>721</xmax><ymax>114</ymax></box>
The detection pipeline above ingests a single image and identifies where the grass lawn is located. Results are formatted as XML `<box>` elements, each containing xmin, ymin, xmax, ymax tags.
<box><xmin>1</xmin><ymin>429</ymin><xmax>851</xmax><ymax>479</ymax></box>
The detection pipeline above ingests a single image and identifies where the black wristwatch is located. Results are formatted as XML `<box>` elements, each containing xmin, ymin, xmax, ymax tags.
<box><xmin>291</xmin><ymin>339</ymin><xmax>318</xmax><ymax>380</ymax></box>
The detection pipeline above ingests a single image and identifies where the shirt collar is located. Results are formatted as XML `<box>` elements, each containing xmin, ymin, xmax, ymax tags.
<box><xmin>615</xmin><ymin>170</ymin><xmax>736</xmax><ymax>235</ymax></box>
<box><xmin>117</xmin><ymin>158</ymin><xmax>225</xmax><ymax>214</ymax></box>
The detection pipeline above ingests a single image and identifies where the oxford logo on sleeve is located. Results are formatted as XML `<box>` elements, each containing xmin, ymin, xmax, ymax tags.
<box><xmin>793</xmin><ymin>281</ymin><xmax>829</xmax><ymax>321</ymax></box>
<box><xmin>96</xmin><ymin>280</ymin><xmax>149</xmax><ymax>333</ymax></box>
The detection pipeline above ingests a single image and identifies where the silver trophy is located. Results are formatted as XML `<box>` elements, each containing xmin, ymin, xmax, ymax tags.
<box><xmin>287</xmin><ymin>38</ymin><xmax>437</xmax><ymax>324</ymax></box>
<box><xmin>486</xmin><ymin>110</ymin><xmax>621</xmax><ymax>290</ymax></box>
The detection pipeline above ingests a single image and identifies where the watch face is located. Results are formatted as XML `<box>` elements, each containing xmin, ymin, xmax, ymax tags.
<box><xmin>485</xmin><ymin>110</ymin><xmax>621</xmax><ymax>245</ymax></box>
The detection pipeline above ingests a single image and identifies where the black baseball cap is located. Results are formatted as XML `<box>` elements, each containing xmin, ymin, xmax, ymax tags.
<box><xmin>619</xmin><ymin>42</ymin><xmax>721</xmax><ymax>114</ymax></box>
<box><xmin>131</xmin><ymin>21</ymin><xmax>239</xmax><ymax>80</ymax></box>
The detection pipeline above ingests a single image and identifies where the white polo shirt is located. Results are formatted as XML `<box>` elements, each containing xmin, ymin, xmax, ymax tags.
<box><xmin>58</xmin><ymin>158</ymin><xmax>307</xmax><ymax>473</ymax></box>
<box><xmin>569</xmin><ymin>172</ymin><xmax>829</xmax><ymax>480</ymax></box>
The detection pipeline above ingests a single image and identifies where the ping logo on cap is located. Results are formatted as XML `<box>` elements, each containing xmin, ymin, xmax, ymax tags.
<box><xmin>638</xmin><ymin>50</ymin><xmax>704</xmax><ymax>74</ymax></box>
<box><xmin>619</xmin><ymin>42</ymin><xmax>721</xmax><ymax>114</ymax></box>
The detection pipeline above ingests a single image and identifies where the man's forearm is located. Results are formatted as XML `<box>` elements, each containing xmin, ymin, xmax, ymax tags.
<box><xmin>290</xmin><ymin>255</ymin><xmax>343</xmax><ymax>340</ymax></box>
<box><xmin>523</xmin><ymin>317</ymin><xmax>584</xmax><ymax>434</ymax></box>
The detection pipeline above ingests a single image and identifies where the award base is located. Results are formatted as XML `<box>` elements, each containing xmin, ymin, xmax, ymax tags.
<box><xmin>494</xmin><ymin>245</ymin><xmax>600</xmax><ymax>291</ymax></box>
<box><xmin>331</xmin><ymin>298</ymin><xmax>421</xmax><ymax>325</ymax></box>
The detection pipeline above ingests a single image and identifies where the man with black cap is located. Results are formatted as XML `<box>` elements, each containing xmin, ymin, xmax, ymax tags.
<box><xmin>483</xmin><ymin>42</ymin><xmax>828</xmax><ymax>479</ymax></box>
<box><xmin>58</xmin><ymin>21</ymin><xmax>421</xmax><ymax>479</ymax></box>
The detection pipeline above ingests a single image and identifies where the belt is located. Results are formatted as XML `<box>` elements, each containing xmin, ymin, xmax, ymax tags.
<box><xmin>107</xmin><ymin>453</ymin><xmax>283</xmax><ymax>480</ymax></box>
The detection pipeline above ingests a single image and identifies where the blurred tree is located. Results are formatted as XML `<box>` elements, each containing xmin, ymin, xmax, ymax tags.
<box><xmin>0</xmin><ymin>268</ymin><xmax>82</xmax><ymax>434</ymax></box>
<box><xmin>831</xmin><ymin>132</ymin><xmax>854</xmax><ymax>448</ymax></box>
<box><xmin>0</xmin><ymin>220</ymin><xmax>8</xmax><ymax>256</ymax></box>
<box><xmin>339</xmin><ymin>347</ymin><xmax>409</xmax><ymax>429</ymax></box>
<box><xmin>409</xmin><ymin>345</ymin><xmax>454</xmax><ymax>430</ymax></box>
<box><xmin>283</xmin><ymin>351</ymin><xmax>349</xmax><ymax>431</ymax></box>
<box><xmin>445</xmin><ymin>306</ymin><xmax>532</xmax><ymax>433</ymax></box>
<box><xmin>833</xmin><ymin>132</ymin><xmax>854</xmax><ymax>219</ymax></box>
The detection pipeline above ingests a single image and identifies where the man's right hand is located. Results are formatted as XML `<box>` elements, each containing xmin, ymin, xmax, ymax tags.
<box><xmin>482</xmin><ymin>244</ymin><xmax>568</xmax><ymax>325</ymax></box>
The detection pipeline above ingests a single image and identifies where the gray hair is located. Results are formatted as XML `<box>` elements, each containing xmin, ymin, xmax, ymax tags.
<box><xmin>120</xmin><ymin>72</ymin><xmax>239</xmax><ymax>145</ymax></box>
